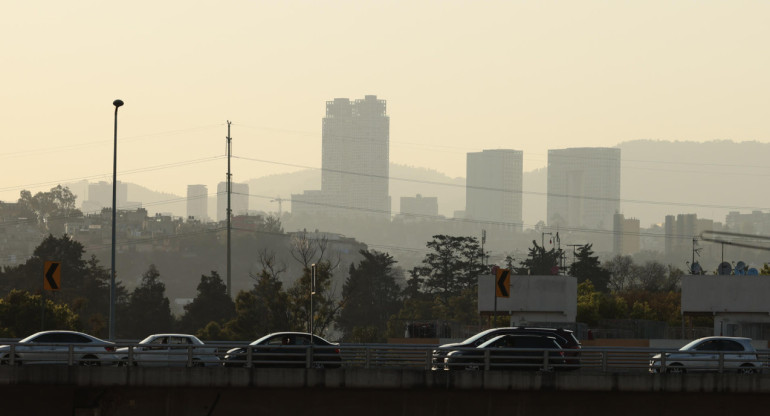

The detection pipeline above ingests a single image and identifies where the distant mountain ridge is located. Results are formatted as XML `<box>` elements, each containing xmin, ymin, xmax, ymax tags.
<box><xmin>69</xmin><ymin>140</ymin><xmax>770</xmax><ymax>229</ymax></box>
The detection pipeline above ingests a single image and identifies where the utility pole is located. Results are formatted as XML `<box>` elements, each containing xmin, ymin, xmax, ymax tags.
<box><xmin>226</xmin><ymin>121</ymin><xmax>232</xmax><ymax>298</ymax></box>
<box><xmin>541</xmin><ymin>232</ymin><xmax>553</xmax><ymax>248</ymax></box>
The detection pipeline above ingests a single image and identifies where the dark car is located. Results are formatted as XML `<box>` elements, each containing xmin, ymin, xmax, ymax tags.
<box><xmin>223</xmin><ymin>332</ymin><xmax>341</xmax><ymax>368</ymax></box>
<box><xmin>432</xmin><ymin>327</ymin><xmax>580</xmax><ymax>370</ymax></box>
<box><xmin>444</xmin><ymin>334</ymin><xmax>565</xmax><ymax>371</ymax></box>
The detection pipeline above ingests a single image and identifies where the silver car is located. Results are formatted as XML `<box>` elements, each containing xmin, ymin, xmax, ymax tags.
<box><xmin>650</xmin><ymin>336</ymin><xmax>762</xmax><ymax>374</ymax></box>
<box><xmin>0</xmin><ymin>330</ymin><xmax>118</xmax><ymax>366</ymax></box>
<box><xmin>116</xmin><ymin>334</ymin><xmax>220</xmax><ymax>367</ymax></box>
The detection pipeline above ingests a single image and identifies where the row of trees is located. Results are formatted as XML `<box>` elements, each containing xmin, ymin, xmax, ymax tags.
<box><xmin>0</xmin><ymin>228</ymin><xmax>707</xmax><ymax>342</ymax></box>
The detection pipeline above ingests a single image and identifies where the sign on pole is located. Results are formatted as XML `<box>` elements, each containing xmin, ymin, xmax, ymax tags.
<box><xmin>44</xmin><ymin>261</ymin><xmax>61</xmax><ymax>291</ymax></box>
<box><xmin>495</xmin><ymin>268</ymin><xmax>510</xmax><ymax>298</ymax></box>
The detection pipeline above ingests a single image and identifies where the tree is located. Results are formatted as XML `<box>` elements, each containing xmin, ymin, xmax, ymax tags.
<box><xmin>419</xmin><ymin>235</ymin><xmax>485</xmax><ymax>306</ymax></box>
<box><xmin>119</xmin><ymin>265</ymin><xmax>173</xmax><ymax>339</ymax></box>
<box><xmin>633</xmin><ymin>261</ymin><xmax>680</xmax><ymax>292</ymax></box>
<box><xmin>0</xmin><ymin>234</ymin><xmax>89</xmax><ymax>296</ymax></box>
<box><xmin>70</xmin><ymin>255</ymin><xmax>128</xmax><ymax>338</ymax></box>
<box><xmin>605</xmin><ymin>255</ymin><xmax>635</xmax><ymax>292</ymax></box>
<box><xmin>286</xmin><ymin>261</ymin><xmax>339</xmax><ymax>337</ymax></box>
<box><xmin>18</xmin><ymin>185</ymin><xmax>81</xmax><ymax>234</ymax></box>
<box><xmin>568</xmin><ymin>244</ymin><xmax>611</xmax><ymax>292</ymax></box>
<box><xmin>178</xmin><ymin>271</ymin><xmax>235</xmax><ymax>334</ymax></box>
<box><xmin>337</xmin><ymin>250</ymin><xmax>402</xmax><ymax>342</ymax></box>
<box><xmin>222</xmin><ymin>260</ymin><xmax>291</xmax><ymax>340</ymax></box>
<box><xmin>514</xmin><ymin>240</ymin><xmax>563</xmax><ymax>275</ymax></box>
<box><xmin>0</xmin><ymin>290</ymin><xmax>80</xmax><ymax>337</ymax></box>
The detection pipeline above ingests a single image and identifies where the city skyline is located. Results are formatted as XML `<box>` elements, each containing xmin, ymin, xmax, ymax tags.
<box><xmin>1</xmin><ymin>1</ymin><xmax>768</xmax><ymax>225</ymax></box>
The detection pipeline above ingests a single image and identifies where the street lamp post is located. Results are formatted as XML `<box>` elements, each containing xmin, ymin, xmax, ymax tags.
<box><xmin>110</xmin><ymin>99</ymin><xmax>124</xmax><ymax>341</ymax></box>
<box><xmin>310</xmin><ymin>264</ymin><xmax>316</xmax><ymax>335</ymax></box>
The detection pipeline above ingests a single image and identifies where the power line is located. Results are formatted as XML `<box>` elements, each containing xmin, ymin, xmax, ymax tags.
<box><xmin>232</xmin><ymin>156</ymin><xmax>770</xmax><ymax>212</ymax></box>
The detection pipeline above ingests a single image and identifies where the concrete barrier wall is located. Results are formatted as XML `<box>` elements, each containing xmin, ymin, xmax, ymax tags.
<box><xmin>2</xmin><ymin>366</ymin><xmax>770</xmax><ymax>393</ymax></box>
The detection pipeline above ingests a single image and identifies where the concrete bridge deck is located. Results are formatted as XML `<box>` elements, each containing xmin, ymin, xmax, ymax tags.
<box><xmin>2</xmin><ymin>367</ymin><xmax>770</xmax><ymax>416</ymax></box>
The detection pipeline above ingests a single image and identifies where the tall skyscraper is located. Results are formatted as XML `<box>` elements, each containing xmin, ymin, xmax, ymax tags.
<box><xmin>217</xmin><ymin>182</ymin><xmax>249</xmax><ymax>222</ymax></box>
<box><xmin>547</xmin><ymin>147</ymin><xmax>620</xmax><ymax>230</ymax></box>
<box><xmin>186</xmin><ymin>184</ymin><xmax>208</xmax><ymax>222</ymax></box>
<box><xmin>465</xmin><ymin>149</ymin><xmax>523</xmax><ymax>229</ymax></box>
<box><xmin>321</xmin><ymin>95</ymin><xmax>390</xmax><ymax>216</ymax></box>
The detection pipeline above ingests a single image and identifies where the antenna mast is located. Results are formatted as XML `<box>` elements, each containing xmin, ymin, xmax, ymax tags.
<box><xmin>226</xmin><ymin>121</ymin><xmax>232</xmax><ymax>297</ymax></box>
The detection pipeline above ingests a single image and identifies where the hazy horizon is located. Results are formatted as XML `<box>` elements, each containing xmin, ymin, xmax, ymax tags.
<box><xmin>2</xmin><ymin>2</ymin><xmax>768</xmax><ymax>229</ymax></box>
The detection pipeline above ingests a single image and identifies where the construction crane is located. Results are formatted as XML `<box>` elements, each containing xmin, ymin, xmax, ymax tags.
<box><xmin>270</xmin><ymin>197</ymin><xmax>283</xmax><ymax>218</ymax></box>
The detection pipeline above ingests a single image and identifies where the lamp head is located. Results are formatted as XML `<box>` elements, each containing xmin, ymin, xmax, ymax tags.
<box><xmin>113</xmin><ymin>99</ymin><xmax>124</xmax><ymax>108</ymax></box>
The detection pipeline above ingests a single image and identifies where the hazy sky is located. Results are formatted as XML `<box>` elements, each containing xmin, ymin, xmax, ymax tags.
<box><xmin>2</xmin><ymin>1</ymin><xmax>769</xmax><ymax>207</ymax></box>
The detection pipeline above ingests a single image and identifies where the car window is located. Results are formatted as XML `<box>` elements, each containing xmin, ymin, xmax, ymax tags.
<box><xmin>168</xmin><ymin>337</ymin><xmax>189</xmax><ymax>345</ymax></box>
<box><xmin>720</xmin><ymin>340</ymin><xmax>745</xmax><ymax>352</ymax></box>
<box><xmin>149</xmin><ymin>337</ymin><xmax>167</xmax><ymax>345</ymax></box>
<box><xmin>516</xmin><ymin>337</ymin><xmax>547</xmax><ymax>348</ymax></box>
<box><xmin>493</xmin><ymin>337</ymin><xmax>515</xmax><ymax>348</ymax></box>
<box><xmin>694</xmin><ymin>340</ymin><xmax>719</xmax><ymax>351</ymax></box>
<box><xmin>31</xmin><ymin>334</ymin><xmax>58</xmax><ymax>343</ymax></box>
<box><xmin>64</xmin><ymin>333</ymin><xmax>91</xmax><ymax>343</ymax></box>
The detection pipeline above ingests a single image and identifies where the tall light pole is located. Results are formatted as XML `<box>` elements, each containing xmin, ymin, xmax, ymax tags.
<box><xmin>310</xmin><ymin>263</ymin><xmax>316</xmax><ymax>335</ymax></box>
<box><xmin>110</xmin><ymin>99</ymin><xmax>124</xmax><ymax>341</ymax></box>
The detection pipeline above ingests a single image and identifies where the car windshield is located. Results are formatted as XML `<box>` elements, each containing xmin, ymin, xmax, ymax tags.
<box><xmin>462</xmin><ymin>329</ymin><xmax>511</xmax><ymax>344</ymax></box>
<box><xmin>139</xmin><ymin>335</ymin><xmax>160</xmax><ymax>344</ymax></box>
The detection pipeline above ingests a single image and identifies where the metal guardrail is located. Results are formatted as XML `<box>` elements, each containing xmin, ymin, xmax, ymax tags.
<box><xmin>1</xmin><ymin>342</ymin><xmax>769</xmax><ymax>374</ymax></box>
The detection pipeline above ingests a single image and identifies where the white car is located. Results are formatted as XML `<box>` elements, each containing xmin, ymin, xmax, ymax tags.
<box><xmin>116</xmin><ymin>334</ymin><xmax>220</xmax><ymax>367</ymax></box>
<box><xmin>650</xmin><ymin>336</ymin><xmax>762</xmax><ymax>374</ymax></box>
<box><xmin>0</xmin><ymin>330</ymin><xmax>118</xmax><ymax>366</ymax></box>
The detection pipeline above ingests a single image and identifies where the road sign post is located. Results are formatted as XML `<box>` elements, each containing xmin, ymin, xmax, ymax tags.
<box><xmin>493</xmin><ymin>268</ymin><xmax>510</xmax><ymax>326</ymax></box>
<box><xmin>44</xmin><ymin>261</ymin><xmax>61</xmax><ymax>291</ymax></box>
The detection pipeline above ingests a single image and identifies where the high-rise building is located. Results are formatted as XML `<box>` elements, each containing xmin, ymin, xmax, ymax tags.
<box><xmin>547</xmin><ymin>147</ymin><xmax>621</xmax><ymax>231</ymax></box>
<box><xmin>613</xmin><ymin>213</ymin><xmax>640</xmax><ymax>255</ymax></box>
<box><xmin>186</xmin><ymin>184</ymin><xmax>208</xmax><ymax>222</ymax></box>
<box><xmin>321</xmin><ymin>95</ymin><xmax>390</xmax><ymax>217</ymax></box>
<box><xmin>465</xmin><ymin>149</ymin><xmax>523</xmax><ymax>229</ymax></box>
<box><xmin>664</xmin><ymin>213</ymin><xmax>714</xmax><ymax>258</ymax></box>
<box><xmin>217</xmin><ymin>182</ymin><xmax>249</xmax><ymax>222</ymax></box>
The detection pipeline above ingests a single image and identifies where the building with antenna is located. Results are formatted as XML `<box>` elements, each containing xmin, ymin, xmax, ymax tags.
<box><xmin>465</xmin><ymin>149</ymin><xmax>523</xmax><ymax>230</ymax></box>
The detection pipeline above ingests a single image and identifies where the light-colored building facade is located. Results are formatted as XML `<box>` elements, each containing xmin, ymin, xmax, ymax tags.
<box><xmin>399</xmin><ymin>194</ymin><xmax>438</xmax><ymax>219</ymax></box>
<box><xmin>82</xmin><ymin>181</ymin><xmax>130</xmax><ymax>214</ymax></box>
<box><xmin>465</xmin><ymin>149</ymin><xmax>523</xmax><ymax>230</ymax></box>
<box><xmin>664</xmin><ymin>213</ymin><xmax>714</xmax><ymax>258</ymax></box>
<box><xmin>186</xmin><ymin>184</ymin><xmax>208</xmax><ymax>222</ymax></box>
<box><xmin>547</xmin><ymin>147</ymin><xmax>620</xmax><ymax>231</ymax></box>
<box><xmin>217</xmin><ymin>182</ymin><xmax>249</xmax><ymax>222</ymax></box>
<box><xmin>320</xmin><ymin>95</ymin><xmax>390</xmax><ymax>217</ymax></box>
<box><xmin>613</xmin><ymin>213</ymin><xmax>640</xmax><ymax>255</ymax></box>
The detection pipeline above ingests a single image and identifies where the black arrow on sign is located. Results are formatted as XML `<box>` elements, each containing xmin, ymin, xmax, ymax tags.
<box><xmin>497</xmin><ymin>269</ymin><xmax>509</xmax><ymax>297</ymax></box>
<box><xmin>45</xmin><ymin>263</ymin><xmax>59</xmax><ymax>290</ymax></box>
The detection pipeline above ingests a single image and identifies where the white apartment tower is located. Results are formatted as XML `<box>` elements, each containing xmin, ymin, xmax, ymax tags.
<box><xmin>186</xmin><ymin>184</ymin><xmax>208</xmax><ymax>222</ymax></box>
<box><xmin>217</xmin><ymin>182</ymin><xmax>249</xmax><ymax>222</ymax></box>
<box><xmin>321</xmin><ymin>95</ymin><xmax>390</xmax><ymax>216</ymax></box>
<box><xmin>547</xmin><ymin>147</ymin><xmax>620</xmax><ymax>230</ymax></box>
<box><xmin>465</xmin><ymin>149</ymin><xmax>523</xmax><ymax>229</ymax></box>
